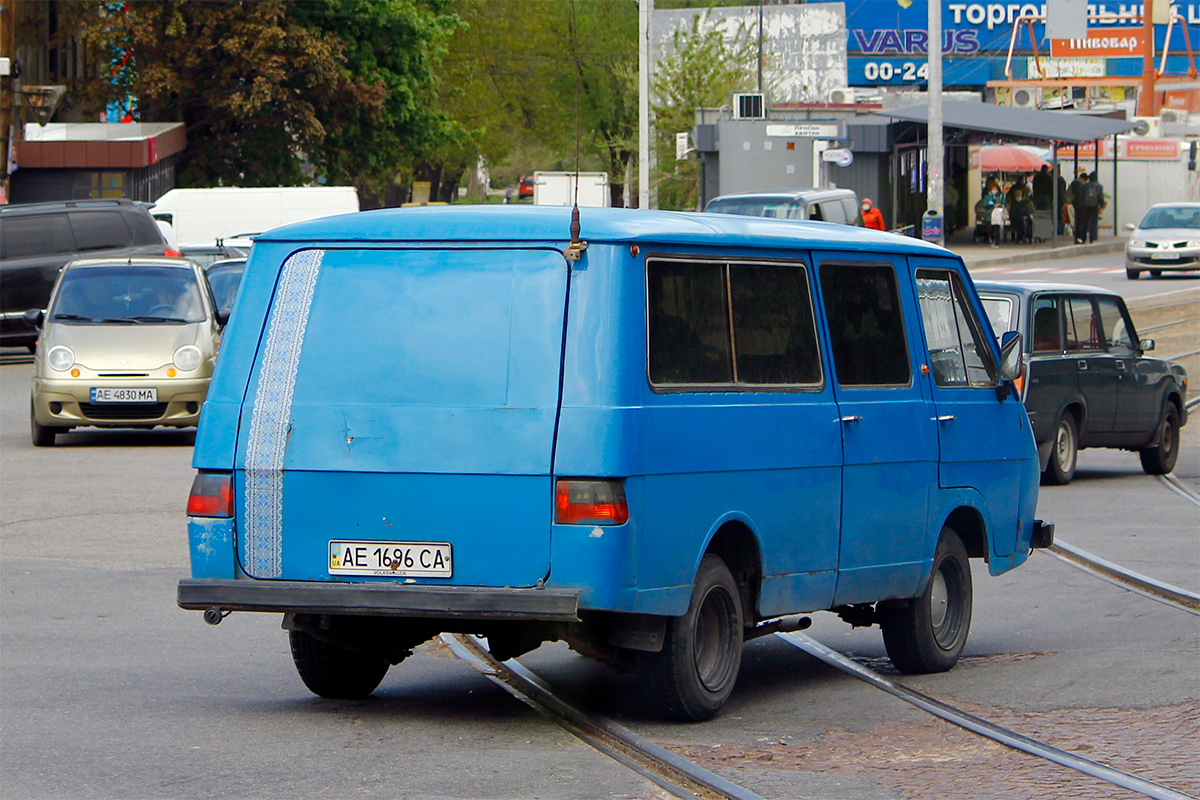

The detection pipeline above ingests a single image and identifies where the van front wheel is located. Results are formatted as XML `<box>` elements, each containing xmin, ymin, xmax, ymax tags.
<box><xmin>881</xmin><ymin>528</ymin><xmax>973</xmax><ymax>674</ymax></box>
<box><xmin>289</xmin><ymin>630</ymin><xmax>390</xmax><ymax>699</ymax></box>
<box><xmin>637</xmin><ymin>554</ymin><xmax>743</xmax><ymax>721</ymax></box>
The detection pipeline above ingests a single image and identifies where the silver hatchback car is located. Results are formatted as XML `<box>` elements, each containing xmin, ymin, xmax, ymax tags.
<box><xmin>1125</xmin><ymin>202</ymin><xmax>1200</xmax><ymax>279</ymax></box>
<box><xmin>27</xmin><ymin>257</ymin><xmax>225</xmax><ymax>446</ymax></box>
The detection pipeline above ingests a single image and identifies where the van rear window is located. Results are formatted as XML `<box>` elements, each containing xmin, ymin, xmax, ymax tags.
<box><xmin>647</xmin><ymin>258</ymin><xmax>821</xmax><ymax>388</ymax></box>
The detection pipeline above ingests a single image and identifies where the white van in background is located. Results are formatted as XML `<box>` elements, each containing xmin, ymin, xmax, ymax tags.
<box><xmin>151</xmin><ymin>186</ymin><xmax>360</xmax><ymax>246</ymax></box>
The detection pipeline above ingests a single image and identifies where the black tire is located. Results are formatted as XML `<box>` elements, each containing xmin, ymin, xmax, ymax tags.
<box><xmin>1139</xmin><ymin>404</ymin><xmax>1180</xmax><ymax>476</ymax></box>
<box><xmin>30</xmin><ymin>401</ymin><xmax>65</xmax><ymax>447</ymax></box>
<box><xmin>1125</xmin><ymin>268</ymin><xmax>1139</xmax><ymax>280</ymax></box>
<box><xmin>881</xmin><ymin>528</ymin><xmax>973</xmax><ymax>674</ymax></box>
<box><xmin>637</xmin><ymin>554</ymin><xmax>743</xmax><ymax>721</ymax></box>
<box><xmin>289</xmin><ymin>630</ymin><xmax>390</xmax><ymax>699</ymax></box>
<box><xmin>1041</xmin><ymin>414</ymin><xmax>1078</xmax><ymax>485</ymax></box>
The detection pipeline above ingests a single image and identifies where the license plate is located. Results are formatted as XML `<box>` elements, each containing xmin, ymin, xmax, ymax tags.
<box><xmin>329</xmin><ymin>540</ymin><xmax>452</xmax><ymax>577</ymax></box>
<box><xmin>1149</xmin><ymin>252</ymin><xmax>1177</xmax><ymax>260</ymax></box>
<box><xmin>90</xmin><ymin>387</ymin><xmax>157</xmax><ymax>403</ymax></box>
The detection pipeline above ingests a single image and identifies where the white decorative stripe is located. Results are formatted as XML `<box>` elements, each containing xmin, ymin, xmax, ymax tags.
<box><xmin>243</xmin><ymin>249</ymin><xmax>323</xmax><ymax>578</ymax></box>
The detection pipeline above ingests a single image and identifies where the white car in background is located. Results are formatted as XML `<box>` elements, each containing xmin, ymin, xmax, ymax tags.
<box><xmin>1125</xmin><ymin>202</ymin><xmax>1200</xmax><ymax>279</ymax></box>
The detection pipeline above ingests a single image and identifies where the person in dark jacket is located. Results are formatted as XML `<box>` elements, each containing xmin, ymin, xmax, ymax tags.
<box><xmin>1068</xmin><ymin>170</ymin><xmax>1088</xmax><ymax>243</ymax></box>
<box><xmin>1032</xmin><ymin>165</ymin><xmax>1052</xmax><ymax>211</ymax></box>
<box><xmin>1076</xmin><ymin>172</ymin><xmax>1104</xmax><ymax>244</ymax></box>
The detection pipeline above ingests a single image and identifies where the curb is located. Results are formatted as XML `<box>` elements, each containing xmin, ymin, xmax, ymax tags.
<box><xmin>963</xmin><ymin>240</ymin><xmax>1125</xmax><ymax>270</ymax></box>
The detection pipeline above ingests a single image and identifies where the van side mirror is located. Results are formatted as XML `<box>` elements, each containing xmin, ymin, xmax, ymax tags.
<box><xmin>1125</xmin><ymin>223</ymin><xmax>1136</xmax><ymax>232</ymax></box>
<box><xmin>216</xmin><ymin>309</ymin><xmax>231</xmax><ymax>328</ymax></box>
<box><xmin>23</xmin><ymin>309</ymin><xmax>44</xmax><ymax>329</ymax></box>
<box><xmin>1139</xmin><ymin>338</ymin><xmax>1155</xmax><ymax>352</ymax></box>
<box><xmin>998</xmin><ymin>331</ymin><xmax>1023</xmax><ymax>382</ymax></box>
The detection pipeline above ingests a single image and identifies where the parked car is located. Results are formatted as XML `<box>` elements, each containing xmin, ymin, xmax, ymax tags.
<box><xmin>204</xmin><ymin>257</ymin><xmax>247</xmax><ymax>316</ymax></box>
<box><xmin>179</xmin><ymin>240</ymin><xmax>250</xmax><ymax>269</ymax></box>
<box><xmin>179</xmin><ymin>206</ymin><xmax>1051</xmax><ymax>720</ymax></box>
<box><xmin>1125</xmin><ymin>202</ymin><xmax>1200</xmax><ymax>279</ymax></box>
<box><xmin>976</xmin><ymin>280</ymin><xmax>1188</xmax><ymax>484</ymax></box>
<box><xmin>517</xmin><ymin>175</ymin><xmax>535</xmax><ymax>200</ymax></box>
<box><xmin>26</xmin><ymin>257</ymin><xmax>226</xmax><ymax>446</ymax></box>
<box><xmin>705</xmin><ymin>188</ymin><xmax>864</xmax><ymax>226</ymax></box>
<box><xmin>1</xmin><ymin>198</ymin><xmax>176</xmax><ymax>350</ymax></box>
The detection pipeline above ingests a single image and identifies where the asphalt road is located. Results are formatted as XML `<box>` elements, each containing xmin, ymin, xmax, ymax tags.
<box><xmin>2</xmin><ymin>250</ymin><xmax>1197</xmax><ymax>799</ymax></box>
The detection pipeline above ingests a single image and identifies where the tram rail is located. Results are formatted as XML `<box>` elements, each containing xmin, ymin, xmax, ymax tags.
<box><xmin>444</xmin><ymin>621</ymin><xmax>1200</xmax><ymax>800</ymax></box>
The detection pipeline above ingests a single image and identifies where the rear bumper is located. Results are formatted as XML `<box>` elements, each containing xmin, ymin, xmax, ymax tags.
<box><xmin>1030</xmin><ymin>519</ymin><xmax>1055</xmax><ymax>550</ymax></box>
<box><xmin>178</xmin><ymin>578</ymin><xmax>581</xmax><ymax>622</ymax></box>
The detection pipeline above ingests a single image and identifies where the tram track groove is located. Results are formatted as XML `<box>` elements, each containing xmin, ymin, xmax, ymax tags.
<box><xmin>441</xmin><ymin>633</ymin><xmax>766</xmax><ymax>800</ymax></box>
<box><xmin>1042</xmin><ymin>540</ymin><xmax>1200</xmax><ymax>615</ymax></box>
<box><xmin>776</xmin><ymin>632</ymin><xmax>1199</xmax><ymax>800</ymax></box>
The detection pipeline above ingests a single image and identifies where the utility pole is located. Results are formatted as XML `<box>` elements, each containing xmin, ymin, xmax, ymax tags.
<box><xmin>927</xmin><ymin>0</ymin><xmax>944</xmax><ymax>241</ymax></box>
<box><xmin>639</xmin><ymin>0</ymin><xmax>652</xmax><ymax>209</ymax></box>
<box><xmin>1137</xmin><ymin>0</ymin><xmax>1156</xmax><ymax>116</ymax></box>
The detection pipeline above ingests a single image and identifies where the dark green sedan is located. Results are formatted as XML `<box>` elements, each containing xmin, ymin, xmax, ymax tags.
<box><xmin>976</xmin><ymin>281</ymin><xmax>1188</xmax><ymax>485</ymax></box>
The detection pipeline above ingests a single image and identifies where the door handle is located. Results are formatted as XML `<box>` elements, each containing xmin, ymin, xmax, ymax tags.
<box><xmin>1115</xmin><ymin>360</ymin><xmax>1126</xmax><ymax>371</ymax></box>
<box><xmin>934</xmin><ymin>415</ymin><xmax>956</xmax><ymax>422</ymax></box>
<box><xmin>839</xmin><ymin>415</ymin><xmax>863</xmax><ymax>424</ymax></box>
<box><xmin>1077</xmin><ymin>361</ymin><xmax>1088</xmax><ymax>371</ymax></box>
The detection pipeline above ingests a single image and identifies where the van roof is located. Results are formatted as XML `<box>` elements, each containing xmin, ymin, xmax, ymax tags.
<box><xmin>256</xmin><ymin>205</ymin><xmax>948</xmax><ymax>255</ymax></box>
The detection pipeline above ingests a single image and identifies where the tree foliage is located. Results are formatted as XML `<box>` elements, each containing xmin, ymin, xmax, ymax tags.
<box><xmin>652</xmin><ymin>11</ymin><xmax>756</xmax><ymax>210</ymax></box>
<box><xmin>65</xmin><ymin>0</ymin><xmax>459</xmax><ymax>204</ymax></box>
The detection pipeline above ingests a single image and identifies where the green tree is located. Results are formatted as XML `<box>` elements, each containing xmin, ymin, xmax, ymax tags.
<box><xmin>652</xmin><ymin>10</ymin><xmax>756</xmax><ymax>210</ymax></box>
<box><xmin>66</xmin><ymin>0</ymin><xmax>458</xmax><ymax>202</ymax></box>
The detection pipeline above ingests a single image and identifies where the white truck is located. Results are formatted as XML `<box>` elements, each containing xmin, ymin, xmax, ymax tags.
<box><xmin>532</xmin><ymin>172</ymin><xmax>610</xmax><ymax>208</ymax></box>
<box><xmin>151</xmin><ymin>186</ymin><xmax>360</xmax><ymax>246</ymax></box>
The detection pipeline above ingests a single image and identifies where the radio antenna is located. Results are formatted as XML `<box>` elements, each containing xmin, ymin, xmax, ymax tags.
<box><xmin>565</xmin><ymin>0</ymin><xmax>587</xmax><ymax>261</ymax></box>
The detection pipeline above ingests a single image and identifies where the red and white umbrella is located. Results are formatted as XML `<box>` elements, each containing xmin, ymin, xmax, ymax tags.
<box><xmin>978</xmin><ymin>145</ymin><xmax>1050</xmax><ymax>173</ymax></box>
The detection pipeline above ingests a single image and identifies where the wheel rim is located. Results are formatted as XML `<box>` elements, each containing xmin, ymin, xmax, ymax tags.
<box><xmin>693</xmin><ymin>585</ymin><xmax>738</xmax><ymax>692</ymax></box>
<box><xmin>1162</xmin><ymin>415</ymin><xmax>1175</xmax><ymax>459</ymax></box>
<box><xmin>930</xmin><ymin>560</ymin><xmax>965</xmax><ymax>650</ymax></box>
<box><xmin>1055</xmin><ymin>420</ymin><xmax>1076</xmax><ymax>473</ymax></box>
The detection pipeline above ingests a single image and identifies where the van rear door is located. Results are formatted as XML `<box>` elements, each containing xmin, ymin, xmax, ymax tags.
<box><xmin>235</xmin><ymin>247</ymin><xmax>568</xmax><ymax>587</ymax></box>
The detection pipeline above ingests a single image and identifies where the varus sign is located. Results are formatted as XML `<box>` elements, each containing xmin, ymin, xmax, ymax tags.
<box><xmin>1049</xmin><ymin>27</ymin><xmax>1147</xmax><ymax>57</ymax></box>
<box><xmin>838</xmin><ymin>0</ymin><xmax>1200</xmax><ymax>54</ymax></box>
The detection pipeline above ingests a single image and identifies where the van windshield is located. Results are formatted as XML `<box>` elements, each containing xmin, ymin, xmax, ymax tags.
<box><xmin>50</xmin><ymin>266</ymin><xmax>206</xmax><ymax>323</ymax></box>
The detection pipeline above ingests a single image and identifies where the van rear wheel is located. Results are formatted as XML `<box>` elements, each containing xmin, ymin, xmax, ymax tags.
<box><xmin>636</xmin><ymin>554</ymin><xmax>743</xmax><ymax>721</ymax></box>
<box><xmin>880</xmin><ymin>527</ymin><xmax>973</xmax><ymax>674</ymax></box>
<box><xmin>289</xmin><ymin>630</ymin><xmax>390</xmax><ymax>699</ymax></box>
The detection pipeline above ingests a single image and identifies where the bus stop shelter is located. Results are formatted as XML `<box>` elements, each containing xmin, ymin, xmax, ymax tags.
<box><xmin>880</xmin><ymin>100</ymin><xmax>1141</xmax><ymax>247</ymax></box>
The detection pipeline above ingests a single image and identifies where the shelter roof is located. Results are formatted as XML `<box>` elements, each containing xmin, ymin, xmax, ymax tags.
<box><xmin>878</xmin><ymin>100</ymin><xmax>1139</xmax><ymax>144</ymax></box>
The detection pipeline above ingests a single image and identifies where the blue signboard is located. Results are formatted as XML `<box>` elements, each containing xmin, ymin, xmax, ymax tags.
<box><xmin>827</xmin><ymin>0</ymin><xmax>1200</xmax><ymax>86</ymax></box>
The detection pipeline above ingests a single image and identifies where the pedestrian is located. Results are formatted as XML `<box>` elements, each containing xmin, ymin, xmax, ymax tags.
<box><xmin>1009</xmin><ymin>189</ymin><xmax>1033</xmax><ymax>243</ymax></box>
<box><xmin>1078</xmin><ymin>172</ymin><xmax>1104</xmax><ymax>244</ymax></box>
<box><xmin>1032</xmin><ymin>165</ymin><xmax>1052</xmax><ymax>211</ymax></box>
<box><xmin>861</xmin><ymin>197</ymin><xmax>885</xmax><ymax>230</ymax></box>
<box><xmin>1068</xmin><ymin>170</ymin><xmax>1087</xmax><ymax>243</ymax></box>
<box><xmin>1056</xmin><ymin>167</ymin><xmax>1069</xmax><ymax>235</ymax></box>
<box><xmin>982</xmin><ymin>184</ymin><xmax>1006</xmax><ymax>248</ymax></box>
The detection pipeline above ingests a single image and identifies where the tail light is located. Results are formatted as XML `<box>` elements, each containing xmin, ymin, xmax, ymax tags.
<box><xmin>188</xmin><ymin>471</ymin><xmax>234</xmax><ymax>517</ymax></box>
<box><xmin>555</xmin><ymin>479</ymin><xmax>628</xmax><ymax>525</ymax></box>
<box><xmin>165</xmin><ymin>248</ymin><xmax>182</xmax><ymax>257</ymax></box>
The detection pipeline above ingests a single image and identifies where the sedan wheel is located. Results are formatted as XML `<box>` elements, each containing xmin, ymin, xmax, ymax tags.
<box><xmin>1042</xmin><ymin>414</ymin><xmax>1078</xmax><ymax>485</ymax></box>
<box><xmin>1139</xmin><ymin>405</ymin><xmax>1180</xmax><ymax>475</ymax></box>
<box><xmin>1125</xmin><ymin>268</ymin><xmax>1139</xmax><ymax>280</ymax></box>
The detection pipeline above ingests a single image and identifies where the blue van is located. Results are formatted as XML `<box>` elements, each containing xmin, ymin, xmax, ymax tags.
<box><xmin>179</xmin><ymin>206</ymin><xmax>1052</xmax><ymax>721</ymax></box>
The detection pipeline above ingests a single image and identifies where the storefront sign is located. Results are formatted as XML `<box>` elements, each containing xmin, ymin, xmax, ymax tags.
<box><xmin>1050</xmin><ymin>27</ymin><xmax>1146</xmax><ymax>57</ymax></box>
<box><xmin>1056</xmin><ymin>139</ymin><xmax>1180</xmax><ymax>160</ymax></box>
<box><xmin>766</xmin><ymin>123</ymin><xmax>842</xmax><ymax>138</ymax></box>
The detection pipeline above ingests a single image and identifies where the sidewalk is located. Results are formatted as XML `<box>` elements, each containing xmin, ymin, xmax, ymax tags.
<box><xmin>941</xmin><ymin>229</ymin><xmax>1125</xmax><ymax>270</ymax></box>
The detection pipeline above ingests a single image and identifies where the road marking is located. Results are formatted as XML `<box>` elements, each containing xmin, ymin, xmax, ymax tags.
<box><xmin>996</xmin><ymin>267</ymin><xmax>1123</xmax><ymax>274</ymax></box>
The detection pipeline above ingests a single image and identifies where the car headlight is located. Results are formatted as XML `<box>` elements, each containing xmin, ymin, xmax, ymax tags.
<box><xmin>46</xmin><ymin>346</ymin><xmax>75</xmax><ymax>372</ymax></box>
<box><xmin>173</xmin><ymin>345</ymin><xmax>203</xmax><ymax>371</ymax></box>
<box><xmin>1188</xmin><ymin>240</ymin><xmax>1200</xmax><ymax>249</ymax></box>
<box><xmin>1128</xmin><ymin>239</ymin><xmax>1144</xmax><ymax>248</ymax></box>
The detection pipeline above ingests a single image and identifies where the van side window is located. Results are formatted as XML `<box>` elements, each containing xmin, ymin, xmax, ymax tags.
<box><xmin>648</xmin><ymin>261</ymin><xmax>733</xmax><ymax>384</ymax></box>
<box><xmin>819</xmin><ymin>262</ymin><xmax>911</xmax><ymax>387</ymax></box>
<box><xmin>648</xmin><ymin>259</ymin><xmax>821</xmax><ymax>387</ymax></box>
<box><xmin>1</xmin><ymin>214</ymin><xmax>74</xmax><ymax>259</ymax></box>
<box><xmin>1065</xmin><ymin>296</ymin><xmax>1102</xmax><ymax>352</ymax></box>
<box><xmin>730</xmin><ymin>264</ymin><xmax>821</xmax><ymax>385</ymax></box>
<box><xmin>820</xmin><ymin>201</ymin><xmax>848</xmax><ymax>225</ymax></box>
<box><xmin>70</xmin><ymin>212</ymin><xmax>132</xmax><ymax>251</ymax></box>
<box><xmin>1030</xmin><ymin>296</ymin><xmax>1062</xmax><ymax>352</ymax></box>
<box><xmin>915</xmin><ymin>269</ymin><xmax>998</xmax><ymax>388</ymax></box>
<box><xmin>1096</xmin><ymin>297</ymin><xmax>1136</xmax><ymax>354</ymax></box>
